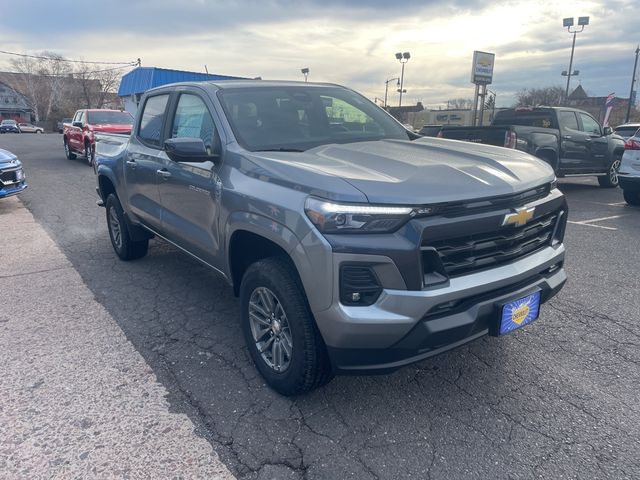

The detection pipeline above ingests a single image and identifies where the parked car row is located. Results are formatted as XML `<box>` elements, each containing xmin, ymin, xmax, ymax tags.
<box><xmin>0</xmin><ymin>119</ymin><xmax>44</xmax><ymax>134</ymax></box>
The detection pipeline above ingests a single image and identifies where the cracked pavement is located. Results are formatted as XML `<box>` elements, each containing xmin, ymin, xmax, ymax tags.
<box><xmin>3</xmin><ymin>134</ymin><xmax>640</xmax><ymax>479</ymax></box>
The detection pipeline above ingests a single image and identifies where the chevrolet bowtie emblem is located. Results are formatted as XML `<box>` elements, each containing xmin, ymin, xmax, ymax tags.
<box><xmin>503</xmin><ymin>207</ymin><xmax>535</xmax><ymax>227</ymax></box>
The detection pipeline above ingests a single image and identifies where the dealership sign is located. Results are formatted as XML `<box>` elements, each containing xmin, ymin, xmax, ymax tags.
<box><xmin>471</xmin><ymin>51</ymin><xmax>495</xmax><ymax>84</ymax></box>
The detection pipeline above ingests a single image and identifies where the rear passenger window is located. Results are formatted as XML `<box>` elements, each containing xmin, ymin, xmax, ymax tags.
<box><xmin>558</xmin><ymin>111</ymin><xmax>579</xmax><ymax>131</ymax></box>
<box><xmin>138</xmin><ymin>94</ymin><xmax>169</xmax><ymax>147</ymax></box>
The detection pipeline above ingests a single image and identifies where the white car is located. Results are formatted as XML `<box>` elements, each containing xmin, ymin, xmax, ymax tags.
<box><xmin>613</xmin><ymin>123</ymin><xmax>640</xmax><ymax>140</ymax></box>
<box><xmin>17</xmin><ymin>123</ymin><xmax>44</xmax><ymax>134</ymax></box>
<box><xmin>618</xmin><ymin>132</ymin><xmax>640</xmax><ymax>205</ymax></box>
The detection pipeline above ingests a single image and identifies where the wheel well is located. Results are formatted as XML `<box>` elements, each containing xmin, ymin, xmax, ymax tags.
<box><xmin>229</xmin><ymin>230</ymin><xmax>293</xmax><ymax>296</ymax></box>
<box><xmin>613</xmin><ymin>148</ymin><xmax>624</xmax><ymax>160</ymax></box>
<box><xmin>535</xmin><ymin>149</ymin><xmax>558</xmax><ymax>169</ymax></box>
<box><xmin>98</xmin><ymin>175</ymin><xmax>116</xmax><ymax>202</ymax></box>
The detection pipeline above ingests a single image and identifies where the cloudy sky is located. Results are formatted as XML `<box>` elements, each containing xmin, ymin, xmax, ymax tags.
<box><xmin>1</xmin><ymin>0</ymin><xmax>637</xmax><ymax>108</ymax></box>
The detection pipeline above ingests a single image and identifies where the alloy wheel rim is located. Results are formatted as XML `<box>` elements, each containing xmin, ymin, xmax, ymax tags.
<box><xmin>248</xmin><ymin>287</ymin><xmax>292</xmax><ymax>373</ymax></box>
<box><xmin>610</xmin><ymin>159</ymin><xmax>620</xmax><ymax>185</ymax></box>
<box><xmin>108</xmin><ymin>207</ymin><xmax>122</xmax><ymax>249</ymax></box>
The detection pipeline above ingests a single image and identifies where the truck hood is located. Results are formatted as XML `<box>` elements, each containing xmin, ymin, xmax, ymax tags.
<box><xmin>249</xmin><ymin>137</ymin><xmax>555</xmax><ymax>205</ymax></box>
<box><xmin>91</xmin><ymin>124</ymin><xmax>133</xmax><ymax>134</ymax></box>
<box><xmin>0</xmin><ymin>148</ymin><xmax>20</xmax><ymax>169</ymax></box>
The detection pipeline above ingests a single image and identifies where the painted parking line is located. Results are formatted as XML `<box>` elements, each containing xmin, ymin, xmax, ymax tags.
<box><xmin>567</xmin><ymin>214</ymin><xmax>627</xmax><ymax>231</ymax></box>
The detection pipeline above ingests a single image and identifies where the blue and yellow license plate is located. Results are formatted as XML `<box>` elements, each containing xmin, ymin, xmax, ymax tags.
<box><xmin>499</xmin><ymin>291</ymin><xmax>541</xmax><ymax>335</ymax></box>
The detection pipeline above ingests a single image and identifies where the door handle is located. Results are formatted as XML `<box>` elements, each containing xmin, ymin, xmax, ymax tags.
<box><xmin>584</xmin><ymin>137</ymin><xmax>591</xmax><ymax>141</ymax></box>
<box><xmin>156</xmin><ymin>169</ymin><xmax>172</xmax><ymax>179</ymax></box>
<box><xmin>562</xmin><ymin>135</ymin><xmax>571</xmax><ymax>140</ymax></box>
<box><xmin>125</xmin><ymin>160</ymin><xmax>137</xmax><ymax>169</ymax></box>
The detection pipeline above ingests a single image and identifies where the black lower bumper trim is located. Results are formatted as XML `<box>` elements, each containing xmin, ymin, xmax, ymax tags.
<box><xmin>328</xmin><ymin>269</ymin><xmax>566</xmax><ymax>374</ymax></box>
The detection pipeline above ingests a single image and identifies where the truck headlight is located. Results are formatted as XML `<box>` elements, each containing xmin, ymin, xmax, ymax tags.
<box><xmin>305</xmin><ymin>197</ymin><xmax>430</xmax><ymax>234</ymax></box>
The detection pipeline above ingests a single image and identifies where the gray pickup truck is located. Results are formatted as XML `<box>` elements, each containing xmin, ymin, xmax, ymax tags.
<box><xmin>96</xmin><ymin>81</ymin><xmax>567</xmax><ymax>395</ymax></box>
<box><xmin>439</xmin><ymin>107</ymin><xmax>626</xmax><ymax>188</ymax></box>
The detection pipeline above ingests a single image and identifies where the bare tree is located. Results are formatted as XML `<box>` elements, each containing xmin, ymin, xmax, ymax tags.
<box><xmin>447</xmin><ymin>98</ymin><xmax>474</xmax><ymax>109</ymax></box>
<box><xmin>515</xmin><ymin>86</ymin><xmax>564</xmax><ymax>107</ymax></box>
<box><xmin>73</xmin><ymin>63</ymin><xmax>123</xmax><ymax>108</ymax></box>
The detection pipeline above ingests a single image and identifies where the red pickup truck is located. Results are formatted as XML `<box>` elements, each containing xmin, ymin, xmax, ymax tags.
<box><xmin>63</xmin><ymin>109</ymin><xmax>133</xmax><ymax>169</ymax></box>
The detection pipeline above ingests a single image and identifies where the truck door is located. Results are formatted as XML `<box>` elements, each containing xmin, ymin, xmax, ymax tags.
<box><xmin>157</xmin><ymin>91</ymin><xmax>223</xmax><ymax>267</ymax></box>
<box><xmin>69</xmin><ymin>111</ymin><xmax>84</xmax><ymax>151</ymax></box>
<box><xmin>124</xmin><ymin>93</ymin><xmax>171</xmax><ymax>231</ymax></box>
<box><xmin>577</xmin><ymin>112</ymin><xmax>609</xmax><ymax>170</ymax></box>
<box><xmin>557</xmin><ymin>110</ymin><xmax>590</xmax><ymax>172</ymax></box>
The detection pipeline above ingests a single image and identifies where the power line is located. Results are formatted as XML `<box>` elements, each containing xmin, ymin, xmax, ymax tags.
<box><xmin>0</xmin><ymin>49</ymin><xmax>136</xmax><ymax>65</ymax></box>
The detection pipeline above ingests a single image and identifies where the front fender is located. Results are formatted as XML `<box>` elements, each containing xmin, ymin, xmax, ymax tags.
<box><xmin>224</xmin><ymin>211</ymin><xmax>333</xmax><ymax>312</ymax></box>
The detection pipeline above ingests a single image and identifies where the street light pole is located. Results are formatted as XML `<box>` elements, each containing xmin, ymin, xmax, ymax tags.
<box><xmin>562</xmin><ymin>17</ymin><xmax>589</xmax><ymax>105</ymax></box>
<box><xmin>301</xmin><ymin>67</ymin><xmax>309</xmax><ymax>82</ymax></box>
<box><xmin>626</xmin><ymin>45</ymin><xmax>640</xmax><ymax>123</ymax></box>
<box><xmin>395</xmin><ymin>52</ymin><xmax>410</xmax><ymax>107</ymax></box>
<box><xmin>384</xmin><ymin>77</ymin><xmax>399</xmax><ymax>108</ymax></box>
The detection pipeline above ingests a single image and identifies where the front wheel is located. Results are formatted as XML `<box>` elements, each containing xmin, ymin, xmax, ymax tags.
<box><xmin>240</xmin><ymin>257</ymin><xmax>333</xmax><ymax>395</ymax></box>
<box><xmin>598</xmin><ymin>157</ymin><xmax>621</xmax><ymax>188</ymax></box>
<box><xmin>36</xmin><ymin>130</ymin><xmax>42</xmax><ymax>134</ymax></box>
<box><xmin>105</xmin><ymin>194</ymin><xmax>149</xmax><ymax>261</ymax></box>
<box><xmin>623</xmin><ymin>189</ymin><xmax>640</xmax><ymax>206</ymax></box>
<box><xmin>64</xmin><ymin>139</ymin><xmax>76</xmax><ymax>160</ymax></box>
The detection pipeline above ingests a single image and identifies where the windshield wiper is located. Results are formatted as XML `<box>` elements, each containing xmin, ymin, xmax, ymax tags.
<box><xmin>254</xmin><ymin>147</ymin><xmax>306</xmax><ymax>152</ymax></box>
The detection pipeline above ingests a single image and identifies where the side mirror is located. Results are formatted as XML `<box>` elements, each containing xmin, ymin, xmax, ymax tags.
<box><xmin>603</xmin><ymin>126</ymin><xmax>612</xmax><ymax>136</ymax></box>
<box><xmin>164</xmin><ymin>137</ymin><xmax>219</xmax><ymax>163</ymax></box>
<box><xmin>73</xmin><ymin>121</ymin><xmax>83</xmax><ymax>128</ymax></box>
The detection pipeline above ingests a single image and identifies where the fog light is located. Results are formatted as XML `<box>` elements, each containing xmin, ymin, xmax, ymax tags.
<box><xmin>340</xmin><ymin>264</ymin><xmax>382</xmax><ymax>306</ymax></box>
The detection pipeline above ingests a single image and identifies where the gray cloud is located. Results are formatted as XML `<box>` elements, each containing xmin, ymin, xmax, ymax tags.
<box><xmin>0</xmin><ymin>0</ymin><xmax>637</xmax><ymax>109</ymax></box>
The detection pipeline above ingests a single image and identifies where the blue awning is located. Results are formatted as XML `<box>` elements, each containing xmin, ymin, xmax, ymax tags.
<box><xmin>118</xmin><ymin>67</ymin><xmax>246</xmax><ymax>97</ymax></box>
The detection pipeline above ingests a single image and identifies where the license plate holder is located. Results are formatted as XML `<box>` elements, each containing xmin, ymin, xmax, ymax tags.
<box><xmin>497</xmin><ymin>291</ymin><xmax>541</xmax><ymax>336</ymax></box>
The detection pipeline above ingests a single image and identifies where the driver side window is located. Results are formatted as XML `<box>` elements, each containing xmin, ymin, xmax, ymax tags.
<box><xmin>171</xmin><ymin>94</ymin><xmax>216</xmax><ymax>153</ymax></box>
<box><xmin>579</xmin><ymin>113</ymin><xmax>601</xmax><ymax>136</ymax></box>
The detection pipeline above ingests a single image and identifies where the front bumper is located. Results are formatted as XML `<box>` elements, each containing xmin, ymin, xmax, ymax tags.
<box><xmin>0</xmin><ymin>181</ymin><xmax>27</xmax><ymax>198</ymax></box>
<box><xmin>315</xmin><ymin>245</ymin><xmax>566</xmax><ymax>373</ymax></box>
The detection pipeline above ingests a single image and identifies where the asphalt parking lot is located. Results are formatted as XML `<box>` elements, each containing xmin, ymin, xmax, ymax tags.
<box><xmin>2</xmin><ymin>133</ymin><xmax>640</xmax><ymax>479</ymax></box>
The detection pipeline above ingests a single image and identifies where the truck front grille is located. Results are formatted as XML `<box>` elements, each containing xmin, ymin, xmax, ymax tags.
<box><xmin>0</xmin><ymin>169</ymin><xmax>18</xmax><ymax>185</ymax></box>
<box><xmin>424</xmin><ymin>211</ymin><xmax>559</xmax><ymax>277</ymax></box>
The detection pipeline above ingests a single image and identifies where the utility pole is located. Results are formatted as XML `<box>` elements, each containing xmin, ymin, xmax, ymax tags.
<box><xmin>626</xmin><ymin>45</ymin><xmax>640</xmax><ymax>123</ymax></box>
<box><xmin>384</xmin><ymin>77</ymin><xmax>399</xmax><ymax>108</ymax></box>
<box><xmin>562</xmin><ymin>17</ymin><xmax>589</xmax><ymax>105</ymax></box>
<box><xmin>395</xmin><ymin>52</ymin><xmax>410</xmax><ymax>107</ymax></box>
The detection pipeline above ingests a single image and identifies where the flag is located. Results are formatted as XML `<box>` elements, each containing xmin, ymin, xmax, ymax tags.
<box><xmin>602</xmin><ymin>93</ymin><xmax>615</xmax><ymax>127</ymax></box>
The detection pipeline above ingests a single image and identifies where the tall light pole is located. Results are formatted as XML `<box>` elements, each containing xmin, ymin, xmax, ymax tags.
<box><xmin>562</xmin><ymin>16</ymin><xmax>589</xmax><ymax>105</ymax></box>
<box><xmin>384</xmin><ymin>77</ymin><xmax>399</xmax><ymax>108</ymax></box>
<box><xmin>626</xmin><ymin>45</ymin><xmax>640</xmax><ymax>123</ymax></box>
<box><xmin>301</xmin><ymin>67</ymin><xmax>309</xmax><ymax>82</ymax></box>
<box><xmin>395</xmin><ymin>52</ymin><xmax>410</xmax><ymax>107</ymax></box>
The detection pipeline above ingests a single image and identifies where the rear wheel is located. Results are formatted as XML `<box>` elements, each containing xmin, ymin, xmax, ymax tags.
<box><xmin>598</xmin><ymin>157</ymin><xmax>621</xmax><ymax>188</ymax></box>
<box><xmin>240</xmin><ymin>257</ymin><xmax>333</xmax><ymax>395</ymax></box>
<box><xmin>105</xmin><ymin>194</ymin><xmax>149</xmax><ymax>261</ymax></box>
<box><xmin>64</xmin><ymin>139</ymin><xmax>76</xmax><ymax>160</ymax></box>
<box><xmin>623</xmin><ymin>189</ymin><xmax>640</xmax><ymax>206</ymax></box>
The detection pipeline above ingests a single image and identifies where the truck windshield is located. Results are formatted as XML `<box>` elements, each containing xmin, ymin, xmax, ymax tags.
<box><xmin>493</xmin><ymin>111</ymin><xmax>557</xmax><ymax>129</ymax></box>
<box><xmin>87</xmin><ymin>111</ymin><xmax>133</xmax><ymax>125</ymax></box>
<box><xmin>217</xmin><ymin>86</ymin><xmax>409</xmax><ymax>151</ymax></box>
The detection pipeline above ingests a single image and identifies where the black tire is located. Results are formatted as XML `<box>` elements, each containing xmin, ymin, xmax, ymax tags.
<box><xmin>240</xmin><ymin>257</ymin><xmax>333</xmax><ymax>395</ymax></box>
<box><xmin>105</xmin><ymin>194</ymin><xmax>149</xmax><ymax>261</ymax></box>
<box><xmin>623</xmin><ymin>189</ymin><xmax>640</xmax><ymax>206</ymax></box>
<box><xmin>64</xmin><ymin>139</ymin><xmax>76</xmax><ymax>160</ymax></box>
<box><xmin>598</xmin><ymin>156</ymin><xmax>621</xmax><ymax>188</ymax></box>
<box><xmin>85</xmin><ymin>142</ymin><xmax>94</xmax><ymax>167</ymax></box>
<box><xmin>36</xmin><ymin>130</ymin><xmax>42</xmax><ymax>134</ymax></box>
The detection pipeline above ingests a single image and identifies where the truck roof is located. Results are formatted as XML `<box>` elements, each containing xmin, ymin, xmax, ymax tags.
<box><xmin>145</xmin><ymin>79</ymin><xmax>341</xmax><ymax>93</ymax></box>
